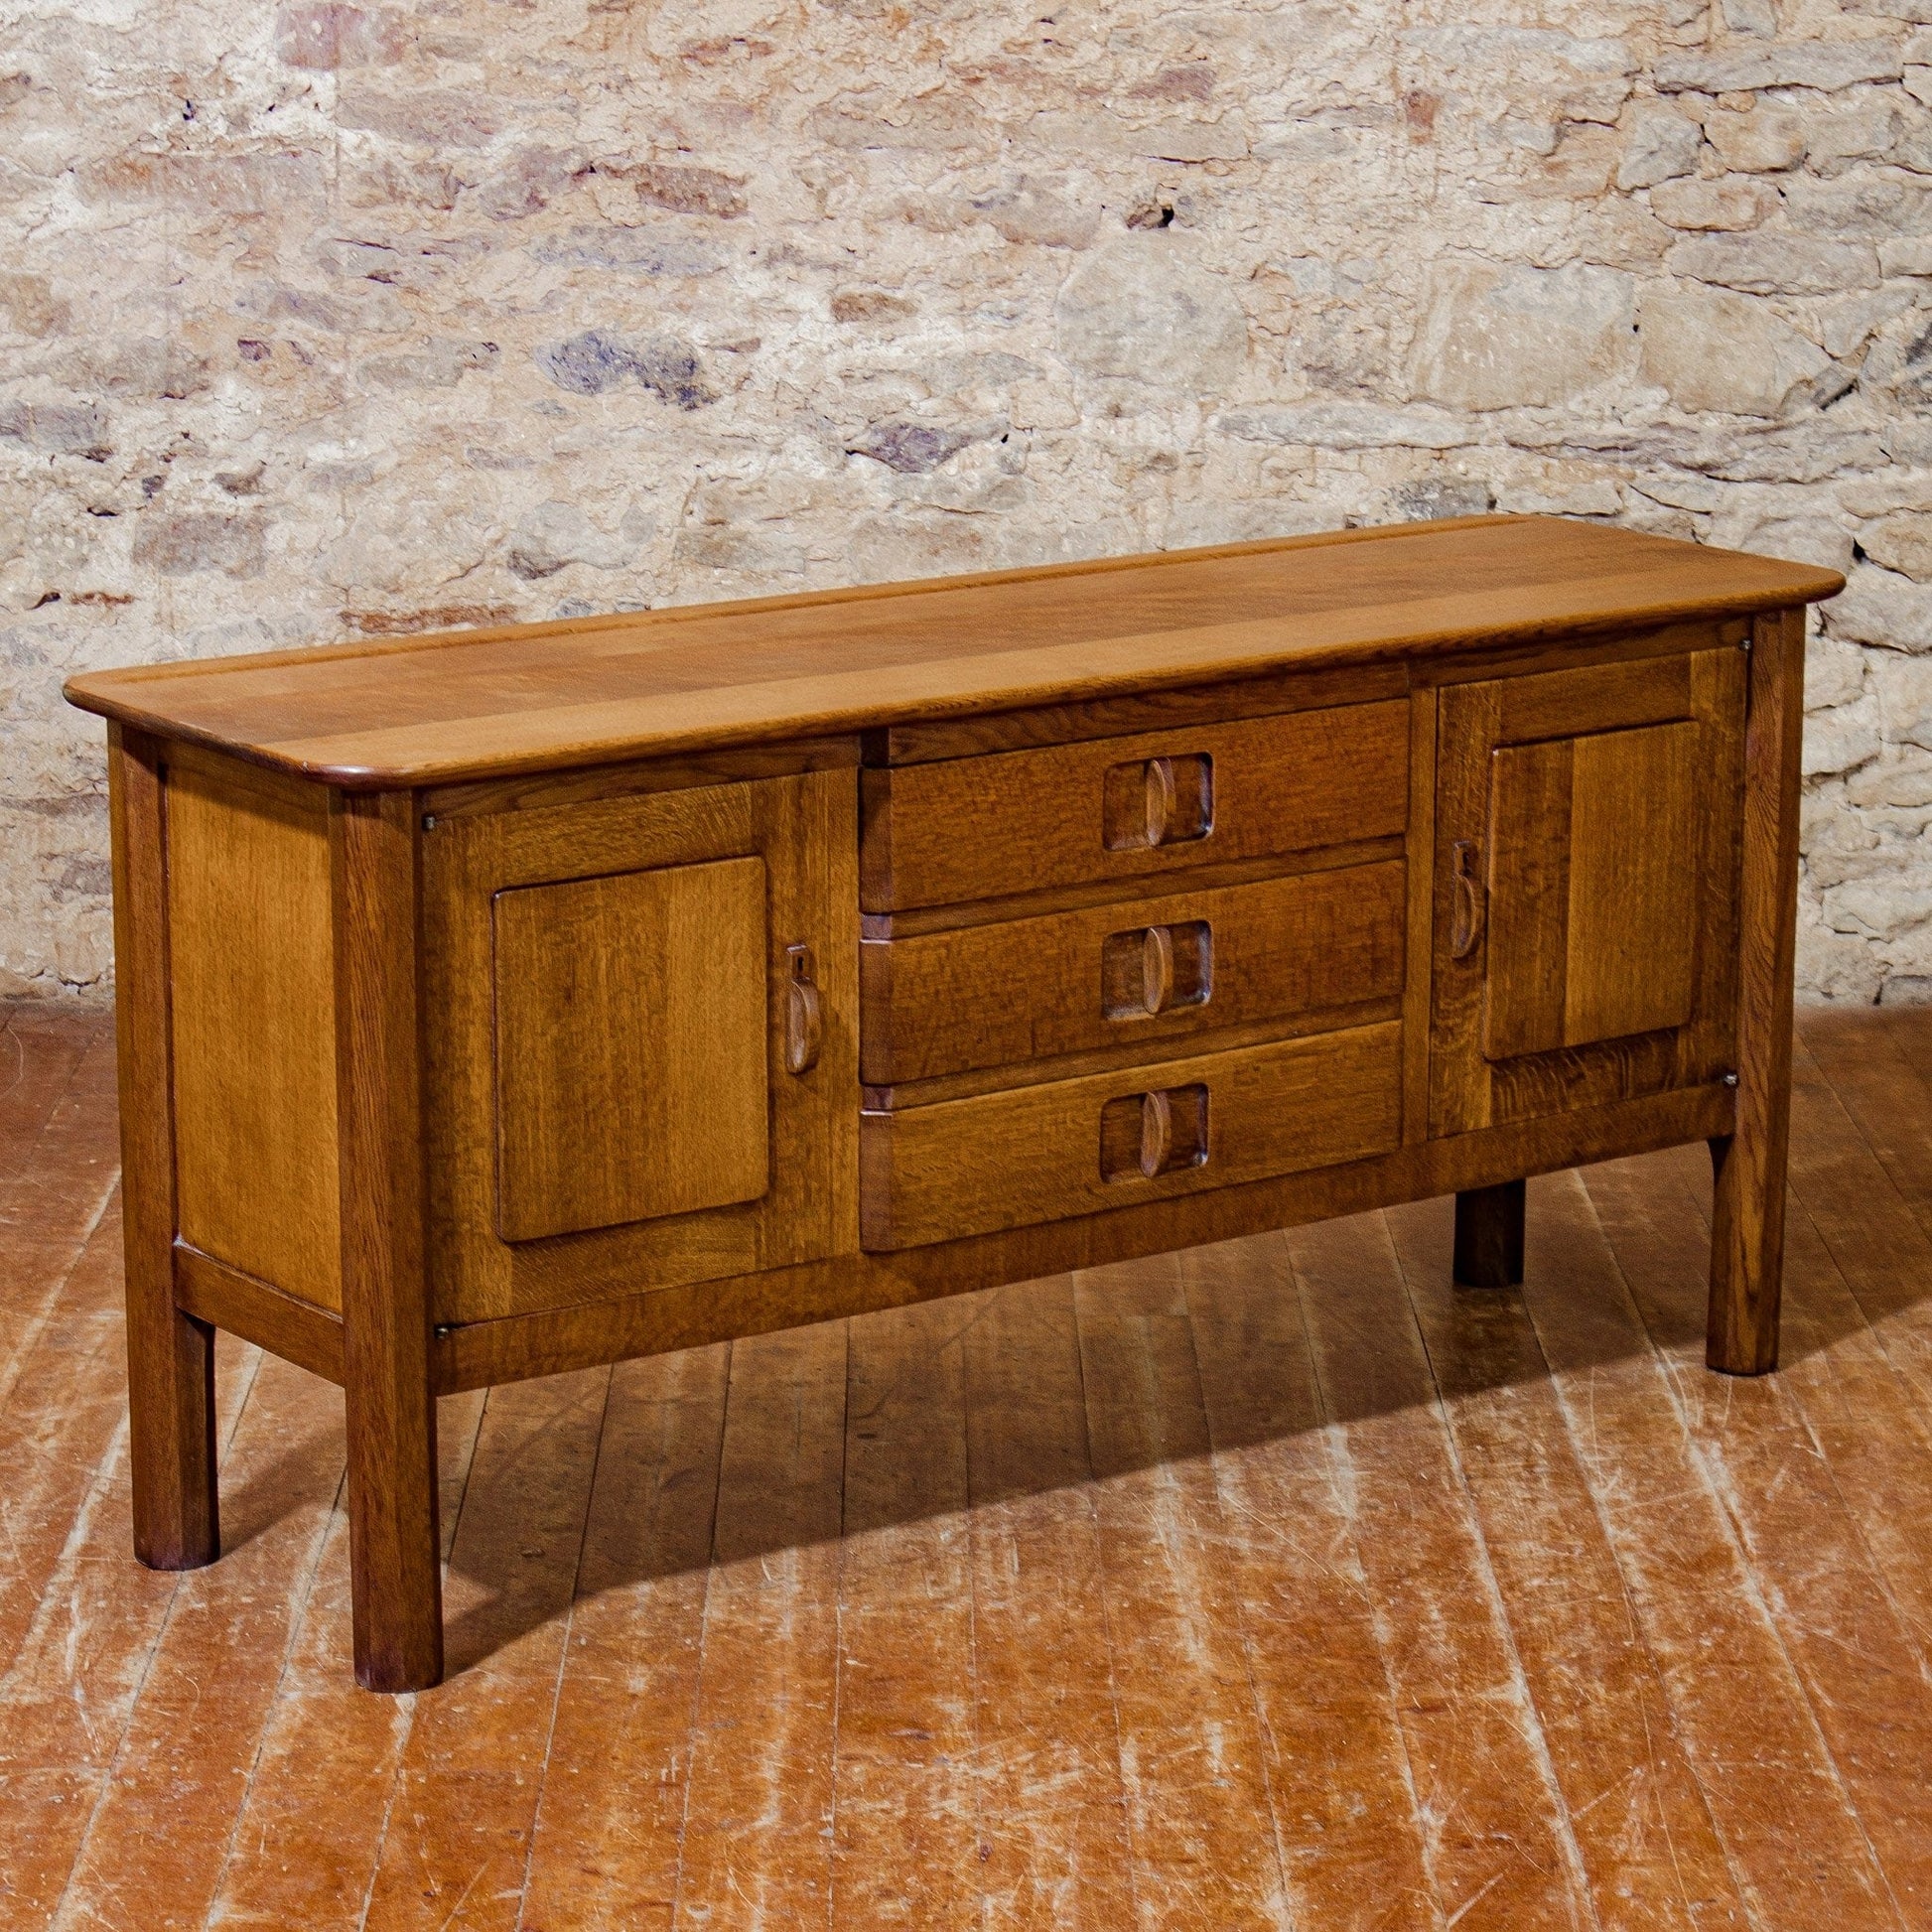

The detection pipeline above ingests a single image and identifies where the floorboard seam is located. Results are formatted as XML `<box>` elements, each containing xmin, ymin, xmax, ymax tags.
<box><xmin>1379</xmin><ymin>1209</ymin><xmax>1605</xmax><ymax>1932</ymax></box>
<box><xmin>512</xmin><ymin>1363</ymin><xmax>615</xmax><ymax>1931</ymax></box>
<box><xmin>1563</xmin><ymin>1170</ymin><xmax>1906</xmax><ymax>1932</ymax></box>
<box><xmin>666</xmin><ymin>1340</ymin><xmax>733</xmax><ymax>1932</ymax></box>
<box><xmin>1066</xmin><ymin>1268</ymin><xmax>1146</xmax><ymax>1932</ymax></box>
<box><xmin>1177</xmin><ymin>1247</ymin><xmax>1300</xmax><ymax>1931</ymax></box>
<box><xmin>201</xmin><ymin>1461</ymin><xmax>350</xmax><ymax>1927</ymax></box>
<box><xmin>1280</xmin><ymin>1230</ymin><xmax>1449</xmax><ymax>1932</ymax></box>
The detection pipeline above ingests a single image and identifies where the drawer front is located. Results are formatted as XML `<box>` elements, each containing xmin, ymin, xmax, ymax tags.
<box><xmin>861</xmin><ymin>700</ymin><xmax>1410</xmax><ymax>911</ymax></box>
<box><xmin>860</xmin><ymin>1021</ymin><xmax>1403</xmax><ymax>1250</ymax></box>
<box><xmin>861</xmin><ymin>859</ymin><xmax>1406</xmax><ymax>1085</ymax></box>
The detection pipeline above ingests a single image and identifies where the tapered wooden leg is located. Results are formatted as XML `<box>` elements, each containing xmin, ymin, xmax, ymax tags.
<box><xmin>1707</xmin><ymin>609</ymin><xmax>1805</xmax><ymax>1377</ymax></box>
<box><xmin>110</xmin><ymin>726</ymin><xmax>221</xmax><ymax>1569</ymax></box>
<box><xmin>1453</xmin><ymin>1178</ymin><xmax>1526</xmax><ymax>1288</ymax></box>
<box><xmin>335</xmin><ymin>790</ymin><xmax>443</xmax><ymax>1692</ymax></box>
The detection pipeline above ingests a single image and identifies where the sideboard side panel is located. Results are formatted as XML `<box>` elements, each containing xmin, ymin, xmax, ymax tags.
<box><xmin>166</xmin><ymin>742</ymin><xmax>343</xmax><ymax>1311</ymax></box>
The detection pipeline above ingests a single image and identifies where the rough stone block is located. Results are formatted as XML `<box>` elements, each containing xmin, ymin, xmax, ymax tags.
<box><xmin>1655</xmin><ymin>42</ymin><xmax>1905</xmax><ymax>93</ymax></box>
<box><xmin>1053</xmin><ymin>242</ymin><xmax>1249</xmax><ymax>389</ymax></box>
<box><xmin>1863</xmin><ymin>512</ymin><xmax>1932</xmax><ymax>578</ymax></box>
<box><xmin>1211</xmin><ymin>403</ymin><xmax>1480</xmax><ymax>450</ymax></box>
<box><xmin>1639</xmin><ymin>284</ymin><xmax>1831</xmax><ymax>414</ymax></box>
<box><xmin>1648</xmin><ymin>174</ymin><xmax>1779</xmax><ymax>228</ymax></box>
<box><xmin>1616</xmin><ymin>98</ymin><xmax>1706</xmax><ymax>188</ymax></box>
<box><xmin>1805</xmin><ymin>692</ymin><xmax>1884</xmax><ymax>774</ymax></box>
<box><xmin>1704</xmin><ymin>102</ymin><xmax>1809</xmax><ymax>171</ymax></box>
<box><xmin>1409</xmin><ymin>260</ymin><xmax>1637</xmax><ymax>410</ymax></box>
<box><xmin>1828</xmin><ymin>563</ymin><xmax>1932</xmax><ymax>650</ymax></box>
<box><xmin>1666</xmin><ymin>229</ymin><xmax>1881</xmax><ymax>291</ymax></box>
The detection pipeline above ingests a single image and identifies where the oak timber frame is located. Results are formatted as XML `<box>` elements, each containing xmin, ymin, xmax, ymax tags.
<box><xmin>75</xmin><ymin>517</ymin><xmax>1834</xmax><ymax>1692</ymax></box>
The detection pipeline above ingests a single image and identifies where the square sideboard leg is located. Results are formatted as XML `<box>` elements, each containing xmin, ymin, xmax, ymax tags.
<box><xmin>1707</xmin><ymin>609</ymin><xmax>1806</xmax><ymax>1378</ymax></box>
<box><xmin>335</xmin><ymin>791</ymin><xmax>444</xmax><ymax>1693</ymax></box>
<box><xmin>1452</xmin><ymin>1178</ymin><xmax>1526</xmax><ymax>1288</ymax></box>
<box><xmin>110</xmin><ymin>726</ymin><xmax>221</xmax><ymax>1570</ymax></box>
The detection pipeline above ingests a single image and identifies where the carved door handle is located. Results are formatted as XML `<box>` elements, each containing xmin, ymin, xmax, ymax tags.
<box><xmin>783</xmin><ymin>942</ymin><xmax>822</xmax><ymax>1074</ymax></box>
<box><xmin>1449</xmin><ymin>840</ymin><xmax>1484</xmax><ymax>960</ymax></box>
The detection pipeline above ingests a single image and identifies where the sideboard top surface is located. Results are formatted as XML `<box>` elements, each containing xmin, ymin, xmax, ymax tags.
<box><xmin>66</xmin><ymin>513</ymin><xmax>1842</xmax><ymax>789</ymax></box>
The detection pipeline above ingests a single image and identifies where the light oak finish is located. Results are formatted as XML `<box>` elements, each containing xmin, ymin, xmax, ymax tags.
<box><xmin>436</xmin><ymin>1080</ymin><xmax>1739</xmax><ymax>1395</ymax></box>
<box><xmin>1481</xmin><ymin>721</ymin><xmax>1699</xmax><ymax>1059</ymax></box>
<box><xmin>108</xmin><ymin>725</ymin><xmax>219</xmax><ymax>1572</ymax></box>
<box><xmin>1708</xmin><ymin>607</ymin><xmax>1808</xmax><ymax>1375</ymax></box>
<box><xmin>333</xmin><ymin>789</ymin><xmax>442</xmax><ymax>1693</ymax></box>
<box><xmin>166</xmin><ymin>744</ymin><xmax>341</xmax><ymax>1309</ymax></box>
<box><xmin>174</xmin><ymin>1243</ymin><xmax>345</xmax><ymax>1386</ymax></box>
<box><xmin>65</xmin><ymin>517</ymin><xmax>1837</xmax><ymax>787</ymax></box>
<box><xmin>421</xmin><ymin>771</ymin><xmax>859</xmax><ymax>1325</ymax></box>
<box><xmin>861</xmin><ymin>1022</ymin><xmax>1405</xmax><ymax>1249</ymax></box>
<box><xmin>1430</xmin><ymin>642</ymin><xmax>1745</xmax><ymax>1137</ymax></box>
<box><xmin>861</xmin><ymin>701</ymin><xmax>1409</xmax><ymax>910</ymax></box>
<box><xmin>865</xmin><ymin>659</ymin><xmax>1409</xmax><ymax>762</ymax></box>
<box><xmin>492</xmin><ymin>857</ymin><xmax>770</xmax><ymax>1242</ymax></box>
<box><xmin>65</xmin><ymin>516</ymin><xmax>1840</xmax><ymax>1689</ymax></box>
<box><xmin>860</xmin><ymin>859</ymin><xmax>1406</xmax><ymax>1085</ymax></box>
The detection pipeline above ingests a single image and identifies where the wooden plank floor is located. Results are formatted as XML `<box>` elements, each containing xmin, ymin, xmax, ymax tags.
<box><xmin>3</xmin><ymin>1000</ymin><xmax>1931</xmax><ymax>1929</ymax></box>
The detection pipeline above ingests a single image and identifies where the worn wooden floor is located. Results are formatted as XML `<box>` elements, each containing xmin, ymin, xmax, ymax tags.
<box><xmin>4</xmin><ymin>1002</ymin><xmax>1932</xmax><ymax>1929</ymax></box>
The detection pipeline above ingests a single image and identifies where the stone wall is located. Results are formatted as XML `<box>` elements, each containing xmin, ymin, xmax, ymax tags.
<box><xmin>4</xmin><ymin>0</ymin><xmax>1930</xmax><ymax>1001</ymax></box>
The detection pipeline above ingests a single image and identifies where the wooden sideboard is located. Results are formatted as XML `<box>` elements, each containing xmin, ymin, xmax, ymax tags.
<box><xmin>65</xmin><ymin>513</ymin><xmax>1843</xmax><ymax>1693</ymax></box>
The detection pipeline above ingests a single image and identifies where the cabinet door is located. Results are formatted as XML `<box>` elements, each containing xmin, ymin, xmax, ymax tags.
<box><xmin>424</xmin><ymin>770</ymin><xmax>858</xmax><ymax>1323</ymax></box>
<box><xmin>1430</xmin><ymin>646</ymin><xmax>1744</xmax><ymax>1137</ymax></box>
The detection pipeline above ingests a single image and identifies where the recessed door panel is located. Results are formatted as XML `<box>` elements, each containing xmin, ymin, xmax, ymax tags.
<box><xmin>493</xmin><ymin>858</ymin><xmax>770</xmax><ymax>1242</ymax></box>
<box><xmin>1565</xmin><ymin>722</ymin><xmax>1699</xmax><ymax>1046</ymax></box>
<box><xmin>1482</xmin><ymin>721</ymin><xmax>1698</xmax><ymax>1061</ymax></box>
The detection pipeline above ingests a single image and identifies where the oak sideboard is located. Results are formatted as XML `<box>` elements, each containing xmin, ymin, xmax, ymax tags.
<box><xmin>66</xmin><ymin>513</ymin><xmax>1844</xmax><ymax>1692</ymax></box>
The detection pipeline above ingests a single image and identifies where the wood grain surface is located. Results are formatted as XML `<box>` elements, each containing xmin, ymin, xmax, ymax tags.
<box><xmin>860</xmin><ymin>858</ymin><xmax>1406</xmax><ymax>1084</ymax></box>
<box><xmin>63</xmin><ymin>517</ymin><xmax>1842</xmax><ymax>787</ymax></box>
<box><xmin>491</xmin><ymin>856</ymin><xmax>770</xmax><ymax>1241</ymax></box>
<box><xmin>421</xmin><ymin>769</ymin><xmax>860</xmax><ymax>1323</ymax></box>
<box><xmin>107</xmin><ymin>730</ymin><xmax>220</xmax><ymax>1573</ymax></box>
<box><xmin>861</xmin><ymin>700</ymin><xmax>1409</xmax><ymax>910</ymax></box>
<box><xmin>165</xmin><ymin>744</ymin><xmax>341</xmax><ymax>1309</ymax></box>
<box><xmin>6</xmin><ymin>998</ymin><xmax>1929</xmax><ymax>1927</ymax></box>
<box><xmin>861</xmin><ymin>1020</ymin><xmax>1405</xmax><ymax>1249</ymax></box>
<box><xmin>1708</xmin><ymin>607</ymin><xmax>1808</xmax><ymax>1375</ymax></box>
<box><xmin>332</xmin><ymin>790</ymin><xmax>442</xmax><ymax>1692</ymax></box>
<box><xmin>1430</xmin><ymin>644</ymin><xmax>1745</xmax><ymax>1136</ymax></box>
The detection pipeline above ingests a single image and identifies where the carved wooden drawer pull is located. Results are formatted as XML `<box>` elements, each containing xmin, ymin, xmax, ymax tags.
<box><xmin>1139</xmin><ymin>1088</ymin><xmax>1173</xmax><ymax>1177</ymax></box>
<box><xmin>1449</xmin><ymin>840</ymin><xmax>1484</xmax><ymax>960</ymax></box>
<box><xmin>1141</xmin><ymin>923</ymin><xmax>1175</xmax><ymax>1015</ymax></box>
<box><xmin>1101</xmin><ymin>918</ymin><xmax>1213</xmax><ymax>1021</ymax></box>
<box><xmin>784</xmin><ymin>942</ymin><xmax>823</xmax><ymax>1074</ymax></box>
<box><xmin>1100</xmin><ymin>1082</ymin><xmax>1210</xmax><ymax>1182</ymax></box>
<box><xmin>1144</xmin><ymin>756</ymin><xmax>1176</xmax><ymax>847</ymax></box>
<box><xmin>1102</xmin><ymin>753</ymin><xmax>1213</xmax><ymax>852</ymax></box>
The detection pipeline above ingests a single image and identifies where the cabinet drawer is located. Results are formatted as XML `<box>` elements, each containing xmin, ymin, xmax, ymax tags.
<box><xmin>861</xmin><ymin>701</ymin><xmax>1409</xmax><ymax>911</ymax></box>
<box><xmin>860</xmin><ymin>1021</ymin><xmax>1403</xmax><ymax>1250</ymax></box>
<box><xmin>861</xmin><ymin>859</ymin><xmax>1406</xmax><ymax>1086</ymax></box>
